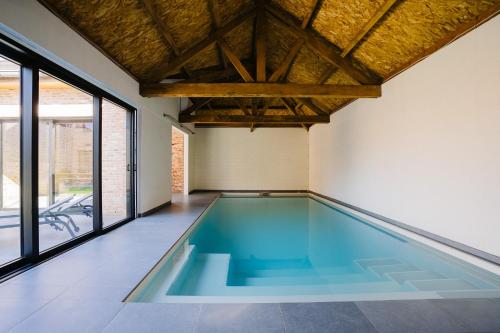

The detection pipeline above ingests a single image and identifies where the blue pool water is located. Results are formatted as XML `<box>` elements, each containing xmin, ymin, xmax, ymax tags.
<box><xmin>129</xmin><ymin>197</ymin><xmax>500</xmax><ymax>302</ymax></box>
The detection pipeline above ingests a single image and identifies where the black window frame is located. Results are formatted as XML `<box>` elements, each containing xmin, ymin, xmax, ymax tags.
<box><xmin>0</xmin><ymin>32</ymin><xmax>137</xmax><ymax>279</ymax></box>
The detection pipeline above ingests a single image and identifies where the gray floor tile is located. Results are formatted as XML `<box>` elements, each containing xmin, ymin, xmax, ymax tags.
<box><xmin>197</xmin><ymin>303</ymin><xmax>285</xmax><ymax>333</ymax></box>
<box><xmin>356</xmin><ymin>300</ymin><xmax>467</xmax><ymax>333</ymax></box>
<box><xmin>281</xmin><ymin>302</ymin><xmax>378</xmax><ymax>333</ymax></box>
<box><xmin>0</xmin><ymin>299</ymin><xmax>49</xmax><ymax>333</ymax></box>
<box><xmin>8</xmin><ymin>299</ymin><xmax>123</xmax><ymax>333</ymax></box>
<box><xmin>0</xmin><ymin>279</ymin><xmax>68</xmax><ymax>302</ymax></box>
<box><xmin>431</xmin><ymin>298</ymin><xmax>500</xmax><ymax>332</ymax></box>
<box><xmin>102</xmin><ymin>303</ymin><xmax>201</xmax><ymax>333</ymax></box>
<box><xmin>56</xmin><ymin>281</ymin><xmax>131</xmax><ymax>302</ymax></box>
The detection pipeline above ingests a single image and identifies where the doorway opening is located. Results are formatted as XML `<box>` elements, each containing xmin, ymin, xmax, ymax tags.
<box><xmin>171</xmin><ymin>126</ymin><xmax>188</xmax><ymax>195</ymax></box>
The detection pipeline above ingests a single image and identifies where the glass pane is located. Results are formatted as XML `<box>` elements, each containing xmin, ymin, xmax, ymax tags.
<box><xmin>0</xmin><ymin>56</ymin><xmax>21</xmax><ymax>266</ymax></box>
<box><xmin>39</xmin><ymin>72</ymin><xmax>93</xmax><ymax>251</ymax></box>
<box><xmin>102</xmin><ymin>99</ymin><xmax>131</xmax><ymax>227</ymax></box>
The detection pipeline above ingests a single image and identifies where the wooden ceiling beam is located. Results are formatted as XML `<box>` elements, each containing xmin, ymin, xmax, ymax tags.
<box><xmin>280</xmin><ymin>98</ymin><xmax>299</xmax><ymax>116</ymax></box>
<box><xmin>268</xmin><ymin>41</ymin><xmax>304</xmax><ymax>82</ymax></box>
<box><xmin>294</xmin><ymin>98</ymin><xmax>328</xmax><ymax>115</ymax></box>
<box><xmin>341</xmin><ymin>0</ymin><xmax>398</xmax><ymax>57</ymax></box>
<box><xmin>235</xmin><ymin>99</ymin><xmax>252</xmax><ymax>115</ymax></box>
<box><xmin>179</xmin><ymin>114</ymin><xmax>330</xmax><ymax>124</ymax></box>
<box><xmin>141</xmin><ymin>82</ymin><xmax>381</xmax><ymax>98</ymax></box>
<box><xmin>265</xmin><ymin>3</ymin><xmax>381</xmax><ymax>85</ymax></box>
<box><xmin>207</xmin><ymin>0</ymin><xmax>229</xmax><ymax>69</ymax></box>
<box><xmin>143</xmin><ymin>7</ymin><xmax>256</xmax><ymax>83</ymax></box>
<box><xmin>219</xmin><ymin>40</ymin><xmax>255</xmax><ymax>82</ymax></box>
<box><xmin>179</xmin><ymin>98</ymin><xmax>214</xmax><ymax>116</ymax></box>
<box><xmin>255</xmin><ymin>0</ymin><xmax>267</xmax><ymax>82</ymax></box>
<box><xmin>268</xmin><ymin>0</ymin><xmax>320</xmax><ymax>82</ymax></box>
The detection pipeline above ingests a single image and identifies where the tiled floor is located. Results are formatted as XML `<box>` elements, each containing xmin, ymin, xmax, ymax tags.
<box><xmin>0</xmin><ymin>192</ymin><xmax>499</xmax><ymax>333</ymax></box>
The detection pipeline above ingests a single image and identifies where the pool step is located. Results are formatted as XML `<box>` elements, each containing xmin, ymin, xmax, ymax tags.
<box><xmin>245</xmin><ymin>265</ymin><xmax>357</xmax><ymax>278</ymax></box>
<box><xmin>387</xmin><ymin>270</ymin><xmax>445</xmax><ymax>284</ymax></box>
<box><xmin>409</xmin><ymin>278</ymin><xmax>479</xmax><ymax>291</ymax></box>
<box><xmin>173</xmin><ymin>253</ymin><xmax>231</xmax><ymax>295</ymax></box>
<box><xmin>355</xmin><ymin>258</ymin><xmax>403</xmax><ymax>269</ymax></box>
<box><xmin>369</xmin><ymin>264</ymin><xmax>419</xmax><ymax>276</ymax></box>
<box><xmin>243</xmin><ymin>271</ymin><xmax>382</xmax><ymax>287</ymax></box>
<box><xmin>224</xmin><ymin>280</ymin><xmax>412</xmax><ymax>296</ymax></box>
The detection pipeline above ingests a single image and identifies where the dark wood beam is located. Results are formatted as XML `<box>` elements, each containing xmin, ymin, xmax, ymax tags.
<box><xmin>196</xmin><ymin>123</ymin><xmax>303</xmax><ymax>128</ymax></box>
<box><xmin>268</xmin><ymin>0</ymin><xmax>319</xmax><ymax>82</ymax></box>
<box><xmin>179</xmin><ymin>98</ymin><xmax>214</xmax><ymax>115</ymax></box>
<box><xmin>141</xmin><ymin>83</ymin><xmax>381</xmax><ymax>98</ymax></box>
<box><xmin>265</xmin><ymin>3</ymin><xmax>381</xmax><ymax>85</ymax></box>
<box><xmin>219</xmin><ymin>40</ymin><xmax>255</xmax><ymax>82</ymax></box>
<box><xmin>207</xmin><ymin>0</ymin><xmax>229</xmax><ymax>69</ymax></box>
<box><xmin>255</xmin><ymin>0</ymin><xmax>267</xmax><ymax>82</ymax></box>
<box><xmin>235</xmin><ymin>99</ymin><xmax>252</xmax><ymax>115</ymax></box>
<box><xmin>139</xmin><ymin>0</ymin><xmax>196</xmax><ymax>79</ymax></box>
<box><xmin>143</xmin><ymin>7</ymin><xmax>256</xmax><ymax>82</ymax></box>
<box><xmin>268</xmin><ymin>41</ymin><xmax>303</xmax><ymax>82</ymax></box>
<box><xmin>294</xmin><ymin>98</ymin><xmax>328</xmax><ymax>115</ymax></box>
<box><xmin>280</xmin><ymin>98</ymin><xmax>299</xmax><ymax>115</ymax></box>
<box><xmin>341</xmin><ymin>0</ymin><xmax>398</xmax><ymax>57</ymax></box>
<box><xmin>179</xmin><ymin>114</ymin><xmax>330</xmax><ymax>124</ymax></box>
<box><xmin>294</xmin><ymin>66</ymin><xmax>337</xmax><ymax>111</ymax></box>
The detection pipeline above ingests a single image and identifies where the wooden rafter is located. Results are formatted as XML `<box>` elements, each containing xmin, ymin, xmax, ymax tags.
<box><xmin>179</xmin><ymin>114</ymin><xmax>330</xmax><ymax>124</ymax></box>
<box><xmin>219</xmin><ymin>40</ymin><xmax>255</xmax><ymax>82</ymax></box>
<box><xmin>341</xmin><ymin>0</ymin><xmax>399</xmax><ymax>57</ymax></box>
<box><xmin>140</xmin><ymin>0</ymin><xmax>193</xmax><ymax>78</ymax></box>
<box><xmin>268</xmin><ymin>0</ymin><xmax>320</xmax><ymax>83</ymax></box>
<box><xmin>143</xmin><ymin>7</ymin><xmax>256</xmax><ymax>83</ymax></box>
<box><xmin>207</xmin><ymin>0</ymin><xmax>228</xmax><ymax>69</ymax></box>
<box><xmin>235</xmin><ymin>99</ymin><xmax>251</xmax><ymax>115</ymax></box>
<box><xmin>280</xmin><ymin>98</ymin><xmax>299</xmax><ymax>115</ymax></box>
<box><xmin>255</xmin><ymin>0</ymin><xmax>267</xmax><ymax>82</ymax></box>
<box><xmin>265</xmin><ymin>3</ymin><xmax>381</xmax><ymax>85</ymax></box>
<box><xmin>294</xmin><ymin>98</ymin><xmax>328</xmax><ymax>115</ymax></box>
<box><xmin>141</xmin><ymin>83</ymin><xmax>381</xmax><ymax>98</ymax></box>
<box><xmin>179</xmin><ymin>98</ymin><xmax>214</xmax><ymax>116</ymax></box>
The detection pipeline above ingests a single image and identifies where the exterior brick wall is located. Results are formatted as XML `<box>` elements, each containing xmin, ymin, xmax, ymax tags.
<box><xmin>102</xmin><ymin>100</ymin><xmax>128</xmax><ymax>218</ymax></box>
<box><xmin>171</xmin><ymin>128</ymin><xmax>184</xmax><ymax>193</ymax></box>
<box><xmin>1</xmin><ymin>77</ymin><xmax>128</xmax><ymax>217</ymax></box>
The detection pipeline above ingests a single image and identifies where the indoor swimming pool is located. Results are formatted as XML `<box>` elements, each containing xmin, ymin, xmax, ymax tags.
<box><xmin>128</xmin><ymin>196</ymin><xmax>500</xmax><ymax>303</ymax></box>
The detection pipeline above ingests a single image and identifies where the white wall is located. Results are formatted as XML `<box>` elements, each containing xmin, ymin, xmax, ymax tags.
<box><xmin>0</xmin><ymin>0</ymin><xmax>178</xmax><ymax>214</ymax></box>
<box><xmin>193</xmin><ymin>128</ymin><xmax>308</xmax><ymax>190</ymax></box>
<box><xmin>309</xmin><ymin>16</ymin><xmax>500</xmax><ymax>256</ymax></box>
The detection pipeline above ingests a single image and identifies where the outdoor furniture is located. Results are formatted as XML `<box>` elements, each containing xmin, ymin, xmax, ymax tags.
<box><xmin>0</xmin><ymin>194</ymin><xmax>94</xmax><ymax>237</ymax></box>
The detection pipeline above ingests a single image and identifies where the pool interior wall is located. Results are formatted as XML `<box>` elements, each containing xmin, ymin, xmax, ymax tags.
<box><xmin>127</xmin><ymin>195</ymin><xmax>500</xmax><ymax>303</ymax></box>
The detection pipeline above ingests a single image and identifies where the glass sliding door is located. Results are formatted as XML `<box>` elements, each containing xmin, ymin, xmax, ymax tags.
<box><xmin>0</xmin><ymin>35</ymin><xmax>136</xmax><ymax>277</ymax></box>
<box><xmin>102</xmin><ymin>99</ymin><xmax>133</xmax><ymax>227</ymax></box>
<box><xmin>38</xmin><ymin>72</ymin><xmax>94</xmax><ymax>252</ymax></box>
<box><xmin>0</xmin><ymin>56</ymin><xmax>21</xmax><ymax>266</ymax></box>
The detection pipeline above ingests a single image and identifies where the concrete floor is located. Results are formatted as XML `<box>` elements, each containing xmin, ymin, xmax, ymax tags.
<box><xmin>0</xmin><ymin>192</ymin><xmax>499</xmax><ymax>333</ymax></box>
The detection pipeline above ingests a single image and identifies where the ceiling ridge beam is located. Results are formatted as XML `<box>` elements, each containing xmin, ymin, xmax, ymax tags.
<box><xmin>265</xmin><ymin>3</ymin><xmax>381</xmax><ymax>85</ymax></box>
<box><xmin>140</xmin><ymin>82</ymin><xmax>381</xmax><ymax>98</ymax></box>
<box><xmin>341</xmin><ymin>0</ymin><xmax>399</xmax><ymax>57</ymax></box>
<box><xmin>143</xmin><ymin>7</ymin><xmax>257</xmax><ymax>83</ymax></box>
<box><xmin>179</xmin><ymin>114</ymin><xmax>330</xmax><ymax>124</ymax></box>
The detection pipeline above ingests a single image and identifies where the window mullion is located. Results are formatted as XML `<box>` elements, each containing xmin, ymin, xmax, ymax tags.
<box><xmin>20</xmin><ymin>66</ymin><xmax>39</xmax><ymax>259</ymax></box>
